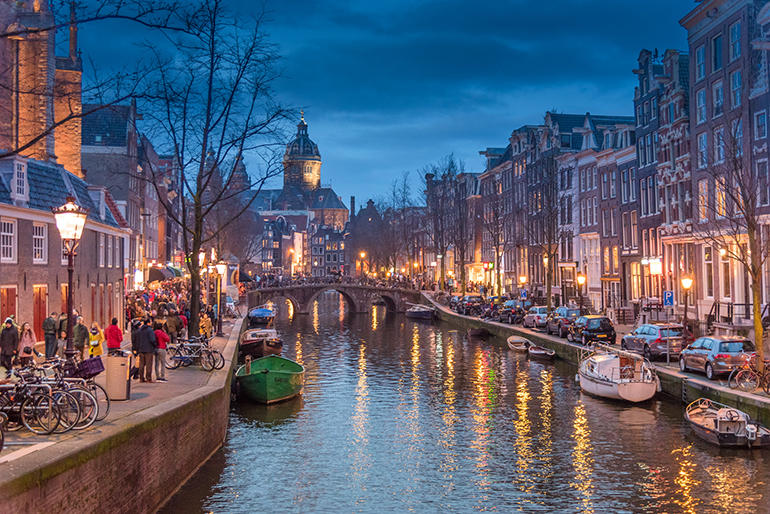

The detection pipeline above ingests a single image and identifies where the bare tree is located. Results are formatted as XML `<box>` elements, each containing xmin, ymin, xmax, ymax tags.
<box><xmin>422</xmin><ymin>155</ymin><xmax>462</xmax><ymax>291</ymax></box>
<box><xmin>448</xmin><ymin>170</ymin><xmax>472</xmax><ymax>295</ymax></box>
<box><xmin>482</xmin><ymin>172</ymin><xmax>513</xmax><ymax>301</ymax></box>
<box><xmin>139</xmin><ymin>0</ymin><xmax>291</xmax><ymax>334</ymax></box>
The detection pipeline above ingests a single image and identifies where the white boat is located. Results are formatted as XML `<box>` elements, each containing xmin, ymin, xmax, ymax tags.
<box><xmin>577</xmin><ymin>344</ymin><xmax>659</xmax><ymax>402</ymax></box>
<box><xmin>405</xmin><ymin>304</ymin><xmax>435</xmax><ymax>320</ymax></box>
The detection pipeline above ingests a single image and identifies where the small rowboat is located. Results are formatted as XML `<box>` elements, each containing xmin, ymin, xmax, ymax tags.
<box><xmin>507</xmin><ymin>336</ymin><xmax>530</xmax><ymax>353</ymax></box>
<box><xmin>405</xmin><ymin>304</ymin><xmax>435</xmax><ymax>320</ymax></box>
<box><xmin>685</xmin><ymin>398</ymin><xmax>770</xmax><ymax>448</ymax></box>
<box><xmin>239</xmin><ymin>328</ymin><xmax>283</xmax><ymax>360</ymax></box>
<box><xmin>468</xmin><ymin>328</ymin><xmax>489</xmax><ymax>337</ymax></box>
<box><xmin>528</xmin><ymin>344</ymin><xmax>556</xmax><ymax>361</ymax></box>
<box><xmin>248</xmin><ymin>305</ymin><xmax>275</xmax><ymax>327</ymax></box>
<box><xmin>235</xmin><ymin>355</ymin><xmax>304</xmax><ymax>404</ymax></box>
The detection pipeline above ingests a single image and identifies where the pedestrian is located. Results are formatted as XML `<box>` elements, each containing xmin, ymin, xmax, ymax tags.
<box><xmin>166</xmin><ymin>310</ymin><xmax>180</xmax><ymax>347</ymax></box>
<box><xmin>105</xmin><ymin>317</ymin><xmax>123</xmax><ymax>353</ymax></box>
<box><xmin>179</xmin><ymin>311</ymin><xmax>188</xmax><ymax>340</ymax></box>
<box><xmin>73</xmin><ymin>316</ymin><xmax>88</xmax><ymax>359</ymax></box>
<box><xmin>42</xmin><ymin>312</ymin><xmax>59</xmax><ymax>358</ymax></box>
<box><xmin>88</xmin><ymin>322</ymin><xmax>105</xmax><ymax>358</ymax></box>
<box><xmin>0</xmin><ymin>318</ymin><xmax>19</xmax><ymax>370</ymax></box>
<box><xmin>153</xmin><ymin>322</ymin><xmax>169</xmax><ymax>382</ymax></box>
<box><xmin>135</xmin><ymin>318</ymin><xmax>157</xmax><ymax>383</ymax></box>
<box><xmin>200</xmin><ymin>313</ymin><xmax>212</xmax><ymax>339</ymax></box>
<box><xmin>18</xmin><ymin>322</ymin><xmax>38</xmax><ymax>367</ymax></box>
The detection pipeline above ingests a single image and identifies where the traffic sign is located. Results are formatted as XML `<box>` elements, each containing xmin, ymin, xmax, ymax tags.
<box><xmin>521</xmin><ymin>290</ymin><xmax>527</xmax><ymax>299</ymax></box>
<box><xmin>663</xmin><ymin>290</ymin><xmax>674</xmax><ymax>307</ymax></box>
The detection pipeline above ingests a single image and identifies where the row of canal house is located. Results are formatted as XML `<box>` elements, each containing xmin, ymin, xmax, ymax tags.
<box><xmin>472</xmin><ymin>1</ymin><xmax>770</xmax><ymax>336</ymax></box>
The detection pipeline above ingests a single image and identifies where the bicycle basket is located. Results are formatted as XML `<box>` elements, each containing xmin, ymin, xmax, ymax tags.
<box><xmin>76</xmin><ymin>356</ymin><xmax>105</xmax><ymax>379</ymax></box>
<box><xmin>62</xmin><ymin>358</ymin><xmax>80</xmax><ymax>378</ymax></box>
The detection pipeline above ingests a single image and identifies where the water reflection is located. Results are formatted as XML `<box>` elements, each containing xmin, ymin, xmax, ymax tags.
<box><xmin>672</xmin><ymin>445</ymin><xmax>700</xmax><ymax>513</ymax></box>
<box><xmin>571</xmin><ymin>402</ymin><xmax>594</xmax><ymax>513</ymax></box>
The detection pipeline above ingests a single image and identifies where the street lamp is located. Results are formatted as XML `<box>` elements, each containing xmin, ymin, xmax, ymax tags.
<box><xmin>215</xmin><ymin>261</ymin><xmax>227</xmax><ymax>337</ymax></box>
<box><xmin>576</xmin><ymin>272</ymin><xmax>587</xmax><ymax>315</ymax></box>
<box><xmin>52</xmin><ymin>196</ymin><xmax>90</xmax><ymax>360</ymax></box>
<box><xmin>681</xmin><ymin>275</ymin><xmax>693</xmax><ymax>332</ymax></box>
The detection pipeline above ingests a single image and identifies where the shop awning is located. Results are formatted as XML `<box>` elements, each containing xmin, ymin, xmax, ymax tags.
<box><xmin>166</xmin><ymin>265</ymin><xmax>184</xmax><ymax>278</ymax></box>
<box><xmin>148</xmin><ymin>267</ymin><xmax>174</xmax><ymax>283</ymax></box>
<box><xmin>238</xmin><ymin>270</ymin><xmax>255</xmax><ymax>282</ymax></box>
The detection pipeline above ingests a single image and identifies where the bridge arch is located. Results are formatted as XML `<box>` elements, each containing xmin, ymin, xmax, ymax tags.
<box><xmin>306</xmin><ymin>286</ymin><xmax>361</xmax><ymax>314</ymax></box>
<box><xmin>253</xmin><ymin>291</ymin><xmax>302</xmax><ymax>315</ymax></box>
<box><xmin>369</xmin><ymin>290</ymin><xmax>398</xmax><ymax>312</ymax></box>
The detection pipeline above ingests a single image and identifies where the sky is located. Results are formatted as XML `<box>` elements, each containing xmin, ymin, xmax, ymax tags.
<box><xmin>78</xmin><ymin>0</ymin><xmax>694</xmax><ymax>208</ymax></box>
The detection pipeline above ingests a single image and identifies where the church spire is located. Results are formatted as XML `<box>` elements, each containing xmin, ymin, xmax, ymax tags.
<box><xmin>69</xmin><ymin>0</ymin><xmax>78</xmax><ymax>63</ymax></box>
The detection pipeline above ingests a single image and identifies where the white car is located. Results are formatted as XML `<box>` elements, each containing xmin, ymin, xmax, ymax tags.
<box><xmin>523</xmin><ymin>306</ymin><xmax>549</xmax><ymax>328</ymax></box>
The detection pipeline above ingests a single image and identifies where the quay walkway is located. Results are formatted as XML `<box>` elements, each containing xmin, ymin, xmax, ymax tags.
<box><xmin>0</xmin><ymin>317</ymin><xmax>241</xmax><ymax>514</ymax></box>
<box><xmin>424</xmin><ymin>294</ymin><xmax>770</xmax><ymax>426</ymax></box>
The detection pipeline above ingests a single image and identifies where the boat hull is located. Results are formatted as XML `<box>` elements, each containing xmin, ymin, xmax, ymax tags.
<box><xmin>528</xmin><ymin>346</ymin><xmax>556</xmax><ymax>361</ymax></box>
<box><xmin>240</xmin><ymin>339</ymin><xmax>282</xmax><ymax>359</ymax></box>
<box><xmin>507</xmin><ymin>336</ymin><xmax>530</xmax><ymax>353</ymax></box>
<box><xmin>685</xmin><ymin>398</ymin><xmax>770</xmax><ymax>448</ymax></box>
<box><xmin>578</xmin><ymin>370</ymin><xmax>658</xmax><ymax>402</ymax></box>
<box><xmin>405</xmin><ymin>310</ymin><xmax>433</xmax><ymax>320</ymax></box>
<box><xmin>236</xmin><ymin>356</ymin><xmax>304</xmax><ymax>404</ymax></box>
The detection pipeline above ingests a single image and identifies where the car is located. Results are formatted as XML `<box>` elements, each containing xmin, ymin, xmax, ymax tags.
<box><xmin>621</xmin><ymin>323</ymin><xmax>689</xmax><ymax>360</ymax></box>
<box><xmin>545</xmin><ymin>307</ymin><xmax>581</xmax><ymax>338</ymax></box>
<box><xmin>456</xmin><ymin>295</ymin><xmax>484</xmax><ymax>315</ymax></box>
<box><xmin>523</xmin><ymin>306</ymin><xmax>549</xmax><ymax>328</ymax></box>
<box><xmin>568</xmin><ymin>315</ymin><xmax>616</xmax><ymax>345</ymax></box>
<box><xmin>679</xmin><ymin>336</ymin><xmax>755</xmax><ymax>380</ymax></box>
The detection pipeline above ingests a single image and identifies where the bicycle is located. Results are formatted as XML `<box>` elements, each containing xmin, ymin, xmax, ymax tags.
<box><xmin>0</xmin><ymin>372</ymin><xmax>61</xmax><ymax>435</ymax></box>
<box><xmin>729</xmin><ymin>358</ymin><xmax>770</xmax><ymax>393</ymax></box>
<box><xmin>165</xmin><ymin>336</ymin><xmax>218</xmax><ymax>371</ymax></box>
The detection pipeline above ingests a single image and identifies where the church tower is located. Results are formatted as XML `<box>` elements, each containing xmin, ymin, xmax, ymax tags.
<box><xmin>283</xmin><ymin>111</ymin><xmax>321</xmax><ymax>191</ymax></box>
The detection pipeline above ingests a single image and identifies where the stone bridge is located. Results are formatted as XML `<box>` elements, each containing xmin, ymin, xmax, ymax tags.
<box><xmin>247</xmin><ymin>285</ymin><xmax>423</xmax><ymax>314</ymax></box>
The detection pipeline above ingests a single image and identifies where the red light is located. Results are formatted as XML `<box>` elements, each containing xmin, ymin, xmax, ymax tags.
<box><xmin>715</xmin><ymin>354</ymin><xmax>730</xmax><ymax>359</ymax></box>
<box><xmin>654</xmin><ymin>337</ymin><xmax>662</xmax><ymax>345</ymax></box>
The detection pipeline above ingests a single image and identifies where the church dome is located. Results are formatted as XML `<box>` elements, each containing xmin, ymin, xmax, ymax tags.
<box><xmin>285</xmin><ymin>112</ymin><xmax>320</xmax><ymax>159</ymax></box>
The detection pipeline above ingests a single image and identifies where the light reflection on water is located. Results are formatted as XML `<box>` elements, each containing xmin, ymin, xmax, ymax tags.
<box><xmin>160</xmin><ymin>292</ymin><xmax>770</xmax><ymax>514</ymax></box>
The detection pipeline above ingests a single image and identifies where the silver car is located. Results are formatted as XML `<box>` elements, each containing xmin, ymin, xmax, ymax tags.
<box><xmin>621</xmin><ymin>323</ymin><xmax>686</xmax><ymax>360</ymax></box>
<box><xmin>679</xmin><ymin>336</ymin><xmax>755</xmax><ymax>380</ymax></box>
<box><xmin>523</xmin><ymin>306</ymin><xmax>549</xmax><ymax>329</ymax></box>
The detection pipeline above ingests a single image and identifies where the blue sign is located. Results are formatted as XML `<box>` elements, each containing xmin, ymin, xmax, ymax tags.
<box><xmin>521</xmin><ymin>290</ymin><xmax>527</xmax><ymax>299</ymax></box>
<box><xmin>663</xmin><ymin>290</ymin><xmax>674</xmax><ymax>307</ymax></box>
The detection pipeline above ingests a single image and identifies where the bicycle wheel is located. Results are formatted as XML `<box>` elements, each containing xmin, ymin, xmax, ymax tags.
<box><xmin>728</xmin><ymin>367</ymin><xmax>743</xmax><ymax>389</ymax></box>
<box><xmin>166</xmin><ymin>347</ymin><xmax>184</xmax><ymax>369</ymax></box>
<box><xmin>210</xmin><ymin>348</ymin><xmax>225</xmax><ymax>370</ymax></box>
<box><xmin>21</xmin><ymin>394</ymin><xmax>60</xmax><ymax>435</ymax></box>
<box><xmin>736</xmin><ymin>369</ymin><xmax>759</xmax><ymax>392</ymax></box>
<box><xmin>88</xmin><ymin>382</ymin><xmax>110</xmax><ymax>421</ymax></box>
<box><xmin>0</xmin><ymin>393</ymin><xmax>22</xmax><ymax>432</ymax></box>
<box><xmin>69</xmin><ymin>389</ymin><xmax>98</xmax><ymax>430</ymax></box>
<box><xmin>200</xmin><ymin>349</ymin><xmax>214</xmax><ymax>371</ymax></box>
<box><xmin>52</xmin><ymin>390</ymin><xmax>81</xmax><ymax>433</ymax></box>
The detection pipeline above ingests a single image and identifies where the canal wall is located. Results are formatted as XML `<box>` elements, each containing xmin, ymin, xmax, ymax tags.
<box><xmin>425</xmin><ymin>295</ymin><xmax>770</xmax><ymax>426</ymax></box>
<box><xmin>0</xmin><ymin>325</ymin><xmax>240</xmax><ymax>514</ymax></box>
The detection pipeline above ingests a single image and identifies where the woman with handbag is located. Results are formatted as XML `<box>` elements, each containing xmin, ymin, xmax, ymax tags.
<box><xmin>18</xmin><ymin>322</ymin><xmax>38</xmax><ymax>367</ymax></box>
<box><xmin>88</xmin><ymin>322</ymin><xmax>105</xmax><ymax>358</ymax></box>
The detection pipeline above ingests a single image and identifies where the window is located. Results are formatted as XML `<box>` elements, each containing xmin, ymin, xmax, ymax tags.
<box><xmin>593</xmin><ymin>197</ymin><xmax>598</xmax><ymax>225</ymax></box>
<box><xmin>714</xmin><ymin>126</ymin><xmax>725</xmax><ymax>163</ymax></box>
<box><xmin>273</xmin><ymin>241</ymin><xmax>279</xmax><ymax>248</ymax></box>
<box><xmin>651</xmin><ymin>97</ymin><xmax>657</xmax><ymax>119</ymax></box>
<box><xmin>758</xmin><ymin>160</ymin><xmax>769</xmax><ymax>206</ymax></box>
<box><xmin>713</xmin><ymin>81</ymin><xmax>723</xmax><ymax>117</ymax></box>
<box><xmin>652</xmin><ymin>134</ymin><xmax>658</xmax><ymax>163</ymax></box>
<box><xmin>98</xmin><ymin>234</ymin><xmax>104</xmax><ymax>266</ymax></box>
<box><xmin>32</xmin><ymin>223</ymin><xmax>47</xmax><ymax>264</ymax></box>
<box><xmin>731</xmin><ymin>70</ymin><xmax>742</xmax><ymax>108</ymax></box>
<box><xmin>580</xmin><ymin>169</ymin><xmax>585</xmax><ymax>192</ymax></box>
<box><xmin>698</xmin><ymin>179</ymin><xmax>709</xmax><ymax>221</ymax></box>
<box><xmin>696</xmin><ymin>45</ymin><xmax>705</xmax><ymax>80</ymax></box>
<box><xmin>648</xmin><ymin>177</ymin><xmax>657</xmax><ymax>215</ymax></box>
<box><xmin>721</xmin><ymin>249</ymin><xmax>731</xmax><ymax>298</ymax></box>
<box><xmin>712</xmin><ymin>34</ymin><xmax>722</xmax><ymax>72</ymax></box>
<box><xmin>636</xmin><ymin>105</ymin><xmax>643</xmax><ymax>126</ymax></box>
<box><xmin>622</xmin><ymin>211</ymin><xmax>629</xmax><ymax>247</ymax></box>
<box><xmin>1</xmin><ymin>218</ymin><xmax>16</xmax><ymax>263</ymax></box>
<box><xmin>611</xmin><ymin>207</ymin><xmax>617</xmax><ymax>236</ymax></box>
<box><xmin>621</xmin><ymin>170</ymin><xmax>628</xmax><ymax>204</ymax></box>
<box><xmin>755</xmin><ymin>111</ymin><xmax>767</xmax><ymax>140</ymax></box>
<box><xmin>602</xmin><ymin>173</ymin><xmax>608</xmax><ymax>199</ymax></box>
<box><xmin>629</xmin><ymin>168</ymin><xmax>637</xmax><ymax>202</ymax></box>
<box><xmin>729</xmin><ymin>22</ymin><xmax>741</xmax><ymax>62</ymax></box>
<box><xmin>641</xmin><ymin>180</ymin><xmax>648</xmax><ymax>216</ymax></box>
<box><xmin>716</xmin><ymin>176</ymin><xmax>726</xmax><ymax>218</ymax></box>
<box><xmin>610</xmin><ymin>170</ymin><xmax>616</xmax><ymax>198</ymax></box>
<box><xmin>646</xmin><ymin>134</ymin><xmax>653</xmax><ymax>163</ymax></box>
<box><xmin>668</xmin><ymin>102</ymin><xmax>675</xmax><ymax>124</ymax></box>
<box><xmin>107</xmin><ymin>236</ymin><xmax>113</xmax><ymax>267</ymax></box>
<box><xmin>15</xmin><ymin>162</ymin><xmax>25</xmax><ymax>197</ymax></box>
<box><xmin>613</xmin><ymin>246</ymin><xmax>619</xmax><ymax>274</ymax></box>
<box><xmin>602</xmin><ymin>209</ymin><xmax>609</xmax><ymax>236</ymax></box>
<box><xmin>704</xmin><ymin>246</ymin><xmax>714</xmax><ymax>298</ymax></box>
<box><xmin>696</xmin><ymin>89</ymin><xmax>706</xmax><ymax>123</ymax></box>
<box><xmin>631</xmin><ymin>211</ymin><xmax>638</xmax><ymax>248</ymax></box>
<box><xmin>115</xmin><ymin>238</ymin><xmax>121</xmax><ymax>269</ymax></box>
<box><xmin>733</xmin><ymin>118</ymin><xmax>743</xmax><ymax>156</ymax></box>
<box><xmin>697</xmin><ymin>132</ymin><xmax>708</xmax><ymax>168</ymax></box>
<box><xmin>644</xmin><ymin>101</ymin><xmax>650</xmax><ymax>125</ymax></box>
<box><xmin>638</xmin><ymin>140</ymin><xmax>646</xmax><ymax>167</ymax></box>
<box><xmin>593</xmin><ymin>167</ymin><xmax>598</xmax><ymax>190</ymax></box>
<box><xmin>604</xmin><ymin>246</ymin><xmax>610</xmax><ymax>273</ymax></box>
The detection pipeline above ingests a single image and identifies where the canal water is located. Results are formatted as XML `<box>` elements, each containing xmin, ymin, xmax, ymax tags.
<box><xmin>160</xmin><ymin>292</ymin><xmax>768</xmax><ymax>514</ymax></box>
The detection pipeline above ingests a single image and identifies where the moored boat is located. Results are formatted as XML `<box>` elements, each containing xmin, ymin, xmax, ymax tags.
<box><xmin>405</xmin><ymin>304</ymin><xmax>435</xmax><ymax>320</ymax></box>
<box><xmin>248</xmin><ymin>305</ymin><xmax>275</xmax><ymax>326</ymax></box>
<box><xmin>685</xmin><ymin>398</ymin><xmax>770</xmax><ymax>448</ymax></box>
<box><xmin>578</xmin><ymin>344</ymin><xmax>659</xmax><ymax>402</ymax></box>
<box><xmin>528</xmin><ymin>344</ymin><xmax>556</xmax><ymax>361</ymax></box>
<box><xmin>239</xmin><ymin>327</ymin><xmax>282</xmax><ymax>360</ymax></box>
<box><xmin>507</xmin><ymin>336</ymin><xmax>531</xmax><ymax>353</ymax></box>
<box><xmin>235</xmin><ymin>355</ymin><xmax>304</xmax><ymax>404</ymax></box>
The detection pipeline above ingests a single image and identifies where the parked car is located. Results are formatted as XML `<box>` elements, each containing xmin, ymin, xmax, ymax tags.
<box><xmin>523</xmin><ymin>306</ymin><xmax>549</xmax><ymax>328</ymax></box>
<box><xmin>497</xmin><ymin>299</ymin><xmax>532</xmax><ymax>323</ymax></box>
<box><xmin>545</xmin><ymin>307</ymin><xmax>581</xmax><ymax>338</ymax></box>
<box><xmin>621</xmin><ymin>323</ymin><xmax>689</xmax><ymax>360</ymax></box>
<box><xmin>679</xmin><ymin>336</ymin><xmax>755</xmax><ymax>380</ymax></box>
<box><xmin>456</xmin><ymin>295</ymin><xmax>484</xmax><ymax>315</ymax></box>
<box><xmin>568</xmin><ymin>315</ymin><xmax>616</xmax><ymax>345</ymax></box>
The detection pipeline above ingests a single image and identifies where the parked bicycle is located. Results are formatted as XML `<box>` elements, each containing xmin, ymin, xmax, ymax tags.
<box><xmin>728</xmin><ymin>358</ymin><xmax>770</xmax><ymax>393</ymax></box>
<box><xmin>165</xmin><ymin>336</ymin><xmax>225</xmax><ymax>371</ymax></box>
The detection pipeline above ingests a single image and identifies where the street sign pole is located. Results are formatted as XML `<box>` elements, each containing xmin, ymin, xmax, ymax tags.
<box><xmin>663</xmin><ymin>291</ymin><xmax>674</xmax><ymax>366</ymax></box>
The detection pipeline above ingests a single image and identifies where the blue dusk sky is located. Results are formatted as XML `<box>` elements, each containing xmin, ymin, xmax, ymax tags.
<box><xmin>79</xmin><ymin>0</ymin><xmax>695</xmax><ymax>207</ymax></box>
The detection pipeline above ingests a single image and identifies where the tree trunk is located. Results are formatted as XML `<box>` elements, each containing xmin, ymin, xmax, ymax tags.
<box><xmin>545</xmin><ymin>259</ymin><xmax>552</xmax><ymax>312</ymax></box>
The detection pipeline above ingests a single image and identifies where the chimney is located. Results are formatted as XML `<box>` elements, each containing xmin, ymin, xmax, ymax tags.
<box><xmin>350</xmin><ymin>196</ymin><xmax>356</xmax><ymax>217</ymax></box>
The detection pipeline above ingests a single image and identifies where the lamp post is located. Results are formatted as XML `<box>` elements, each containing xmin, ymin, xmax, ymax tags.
<box><xmin>215</xmin><ymin>261</ymin><xmax>227</xmax><ymax>337</ymax></box>
<box><xmin>52</xmin><ymin>196</ymin><xmax>89</xmax><ymax>360</ymax></box>
<box><xmin>681</xmin><ymin>275</ymin><xmax>693</xmax><ymax>331</ymax></box>
<box><xmin>576</xmin><ymin>272</ymin><xmax>586</xmax><ymax>315</ymax></box>
<box><xmin>519</xmin><ymin>275</ymin><xmax>526</xmax><ymax>299</ymax></box>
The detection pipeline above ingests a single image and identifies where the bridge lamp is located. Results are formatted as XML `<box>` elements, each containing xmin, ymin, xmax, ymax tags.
<box><xmin>215</xmin><ymin>261</ymin><xmax>227</xmax><ymax>337</ymax></box>
<box><xmin>360</xmin><ymin>251</ymin><xmax>366</xmax><ymax>259</ymax></box>
<box><xmin>401</xmin><ymin>268</ymin><xmax>405</xmax><ymax>273</ymax></box>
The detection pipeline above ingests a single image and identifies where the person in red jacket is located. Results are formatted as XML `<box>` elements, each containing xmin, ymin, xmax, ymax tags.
<box><xmin>105</xmin><ymin>318</ymin><xmax>124</xmax><ymax>352</ymax></box>
<box><xmin>153</xmin><ymin>322</ymin><xmax>170</xmax><ymax>382</ymax></box>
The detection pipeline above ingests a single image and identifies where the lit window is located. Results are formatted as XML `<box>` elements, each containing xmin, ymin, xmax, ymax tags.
<box><xmin>1</xmin><ymin>218</ymin><xmax>16</xmax><ymax>263</ymax></box>
<box><xmin>32</xmin><ymin>223</ymin><xmax>47</xmax><ymax>264</ymax></box>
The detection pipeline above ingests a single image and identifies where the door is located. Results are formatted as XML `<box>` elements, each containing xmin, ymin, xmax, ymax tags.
<box><xmin>108</xmin><ymin>283</ymin><xmax>113</xmax><ymax>324</ymax></box>
<box><xmin>697</xmin><ymin>339</ymin><xmax>713</xmax><ymax>370</ymax></box>
<box><xmin>99</xmin><ymin>284</ymin><xmax>105</xmax><ymax>328</ymax></box>
<box><xmin>1</xmin><ymin>286</ymin><xmax>16</xmax><ymax>322</ymax></box>
<box><xmin>61</xmin><ymin>284</ymin><xmax>68</xmax><ymax>317</ymax></box>
<box><xmin>33</xmin><ymin>286</ymin><xmax>47</xmax><ymax>341</ymax></box>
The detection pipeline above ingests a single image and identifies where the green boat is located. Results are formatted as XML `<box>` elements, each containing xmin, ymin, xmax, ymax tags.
<box><xmin>235</xmin><ymin>355</ymin><xmax>305</xmax><ymax>404</ymax></box>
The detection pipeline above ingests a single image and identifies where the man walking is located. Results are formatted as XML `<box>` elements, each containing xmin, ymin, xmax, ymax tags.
<box><xmin>105</xmin><ymin>318</ymin><xmax>123</xmax><ymax>353</ymax></box>
<box><xmin>0</xmin><ymin>318</ymin><xmax>19</xmax><ymax>370</ymax></box>
<box><xmin>73</xmin><ymin>316</ymin><xmax>88</xmax><ymax>359</ymax></box>
<box><xmin>42</xmin><ymin>312</ymin><xmax>59</xmax><ymax>358</ymax></box>
<box><xmin>135</xmin><ymin>318</ymin><xmax>157</xmax><ymax>382</ymax></box>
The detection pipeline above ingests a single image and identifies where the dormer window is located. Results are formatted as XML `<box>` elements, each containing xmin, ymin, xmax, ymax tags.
<box><xmin>10</xmin><ymin>159</ymin><xmax>28</xmax><ymax>205</ymax></box>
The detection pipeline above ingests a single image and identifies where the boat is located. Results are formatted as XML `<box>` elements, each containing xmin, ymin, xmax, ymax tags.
<box><xmin>239</xmin><ymin>327</ymin><xmax>282</xmax><ymax>360</ymax></box>
<box><xmin>235</xmin><ymin>355</ymin><xmax>304</xmax><ymax>404</ymax></box>
<box><xmin>405</xmin><ymin>304</ymin><xmax>435</xmax><ymax>320</ymax></box>
<box><xmin>248</xmin><ymin>305</ymin><xmax>275</xmax><ymax>326</ymax></box>
<box><xmin>507</xmin><ymin>336</ymin><xmax>531</xmax><ymax>353</ymax></box>
<box><xmin>685</xmin><ymin>398</ymin><xmax>770</xmax><ymax>448</ymax></box>
<box><xmin>467</xmin><ymin>328</ymin><xmax>489</xmax><ymax>337</ymax></box>
<box><xmin>528</xmin><ymin>344</ymin><xmax>556</xmax><ymax>361</ymax></box>
<box><xmin>577</xmin><ymin>344</ymin><xmax>659</xmax><ymax>402</ymax></box>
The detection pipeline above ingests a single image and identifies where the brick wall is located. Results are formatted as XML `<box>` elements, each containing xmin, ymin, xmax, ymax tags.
<box><xmin>54</xmin><ymin>68</ymin><xmax>82</xmax><ymax>178</ymax></box>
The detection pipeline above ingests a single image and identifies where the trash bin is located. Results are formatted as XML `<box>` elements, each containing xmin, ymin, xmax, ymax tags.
<box><xmin>103</xmin><ymin>352</ymin><xmax>132</xmax><ymax>401</ymax></box>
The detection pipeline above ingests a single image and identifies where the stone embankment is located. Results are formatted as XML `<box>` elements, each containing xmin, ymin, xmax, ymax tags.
<box><xmin>425</xmin><ymin>294</ymin><xmax>770</xmax><ymax>426</ymax></box>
